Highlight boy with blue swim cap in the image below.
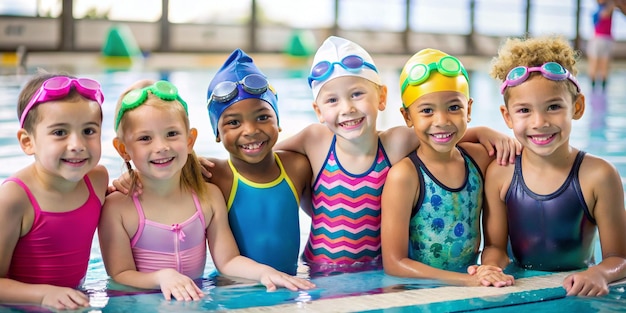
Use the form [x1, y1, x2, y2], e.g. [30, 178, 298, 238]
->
[205, 49, 312, 276]
[208, 49, 279, 138]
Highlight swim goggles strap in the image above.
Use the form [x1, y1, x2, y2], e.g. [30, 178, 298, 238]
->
[115, 80, 188, 131]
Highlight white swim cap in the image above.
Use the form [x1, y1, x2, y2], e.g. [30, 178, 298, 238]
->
[309, 36, 382, 101]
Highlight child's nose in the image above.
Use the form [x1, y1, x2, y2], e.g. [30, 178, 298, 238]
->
[532, 112, 549, 128]
[68, 134, 86, 152]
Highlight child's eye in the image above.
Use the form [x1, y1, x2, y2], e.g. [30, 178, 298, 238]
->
[518, 108, 530, 114]
[167, 131, 180, 137]
[421, 108, 433, 114]
[322, 97, 337, 104]
[547, 104, 562, 111]
[52, 129, 67, 136]
[449, 105, 461, 111]
[83, 128, 98, 135]
[351, 91, 364, 98]
[225, 120, 240, 126]
[258, 115, 270, 121]
[138, 135, 151, 141]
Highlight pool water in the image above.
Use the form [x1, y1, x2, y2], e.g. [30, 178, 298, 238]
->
[1, 59, 626, 312]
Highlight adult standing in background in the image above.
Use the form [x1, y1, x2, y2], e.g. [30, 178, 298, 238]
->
[587, 0, 626, 92]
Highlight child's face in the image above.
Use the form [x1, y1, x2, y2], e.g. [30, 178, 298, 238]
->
[313, 76, 386, 141]
[500, 76, 584, 157]
[121, 105, 194, 181]
[217, 98, 279, 164]
[26, 99, 102, 182]
[402, 91, 471, 154]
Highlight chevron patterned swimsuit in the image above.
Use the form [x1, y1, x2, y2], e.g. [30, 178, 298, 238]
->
[303, 136, 390, 275]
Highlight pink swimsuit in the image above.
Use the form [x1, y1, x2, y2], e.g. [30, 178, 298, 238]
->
[130, 194, 207, 279]
[4, 176, 101, 288]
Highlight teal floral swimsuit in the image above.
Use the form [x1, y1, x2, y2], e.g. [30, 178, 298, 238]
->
[407, 147, 483, 272]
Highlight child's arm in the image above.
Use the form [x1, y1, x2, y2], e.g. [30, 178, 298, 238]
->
[381, 159, 497, 286]
[0, 182, 90, 309]
[563, 158, 626, 297]
[205, 183, 315, 291]
[98, 193, 204, 301]
[381, 126, 520, 166]
[462, 126, 521, 166]
[480, 160, 514, 270]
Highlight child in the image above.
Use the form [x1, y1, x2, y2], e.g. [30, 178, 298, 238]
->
[98, 79, 314, 302]
[204, 48, 312, 275]
[275, 36, 519, 276]
[0, 73, 109, 309]
[481, 35, 626, 296]
[379, 48, 514, 287]
[113, 49, 312, 276]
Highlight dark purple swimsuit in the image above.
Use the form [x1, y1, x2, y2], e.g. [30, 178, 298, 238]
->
[506, 151, 597, 271]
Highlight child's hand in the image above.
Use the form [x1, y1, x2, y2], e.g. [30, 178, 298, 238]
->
[467, 264, 514, 287]
[477, 130, 522, 166]
[259, 270, 316, 292]
[156, 268, 205, 301]
[111, 171, 142, 196]
[563, 269, 609, 297]
[41, 285, 90, 310]
[199, 157, 215, 180]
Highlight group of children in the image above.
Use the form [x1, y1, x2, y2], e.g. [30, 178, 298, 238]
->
[0, 33, 625, 310]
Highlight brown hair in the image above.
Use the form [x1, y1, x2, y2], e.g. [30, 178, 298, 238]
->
[114, 80, 208, 201]
[489, 35, 581, 104]
[18, 71, 101, 133]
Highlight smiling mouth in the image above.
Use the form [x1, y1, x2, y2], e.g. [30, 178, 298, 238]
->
[240, 142, 265, 150]
[339, 117, 364, 127]
[151, 157, 174, 164]
[529, 134, 555, 143]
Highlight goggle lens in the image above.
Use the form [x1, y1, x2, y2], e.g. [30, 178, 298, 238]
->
[211, 74, 269, 103]
[308, 55, 377, 86]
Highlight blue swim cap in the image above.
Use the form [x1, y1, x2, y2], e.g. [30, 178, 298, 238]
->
[207, 49, 279, 137]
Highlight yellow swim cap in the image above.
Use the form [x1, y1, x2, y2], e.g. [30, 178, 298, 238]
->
[399, 48, 470, 108]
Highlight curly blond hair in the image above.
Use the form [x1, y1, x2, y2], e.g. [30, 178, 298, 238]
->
[490, 35, 582, 101]
[490, 35, 580, 80]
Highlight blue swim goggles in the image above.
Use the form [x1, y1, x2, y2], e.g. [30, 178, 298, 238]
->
[308, 55, 378, 86]
[400, 55, 469, 96]
[500, 62, 581, 94]
[209, 73, 270, 103]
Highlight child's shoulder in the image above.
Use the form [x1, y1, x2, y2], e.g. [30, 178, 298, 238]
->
[87, 165, 109, 199]
[579, 152, 620, 181]
[458, 142, 493, 172]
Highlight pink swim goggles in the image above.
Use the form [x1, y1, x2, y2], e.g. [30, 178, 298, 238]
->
[499, 62, 581, 95]
[20, 76, 104, 128]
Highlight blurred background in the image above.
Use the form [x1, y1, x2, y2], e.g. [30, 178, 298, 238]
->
[1, 0, 625, 60]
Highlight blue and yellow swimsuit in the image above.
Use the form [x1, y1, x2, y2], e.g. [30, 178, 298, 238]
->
[226, 153, 301, 275]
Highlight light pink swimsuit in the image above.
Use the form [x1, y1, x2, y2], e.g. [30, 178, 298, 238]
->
[130, 194, 207, 279]
[4, 176, 101, 288]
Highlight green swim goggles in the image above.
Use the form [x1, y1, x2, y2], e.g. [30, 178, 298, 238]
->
[115, 80, 188, 131]
[400, 55, 469, 95]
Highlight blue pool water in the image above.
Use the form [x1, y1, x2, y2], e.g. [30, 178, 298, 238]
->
[1, 59, 626, 312]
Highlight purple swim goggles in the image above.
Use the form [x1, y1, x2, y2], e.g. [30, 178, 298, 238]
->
[500, 62, 581, 95]
[20, 76, 104, 128]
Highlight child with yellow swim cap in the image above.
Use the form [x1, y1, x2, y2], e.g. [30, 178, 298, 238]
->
[380, 48, 515, 287]
[276, 36, 519, 276]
